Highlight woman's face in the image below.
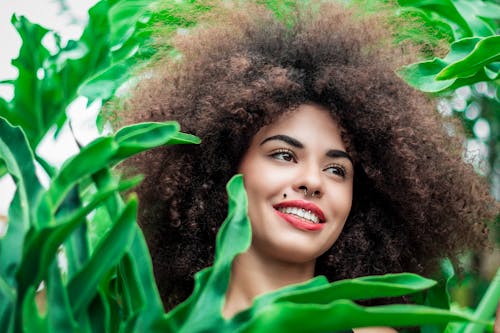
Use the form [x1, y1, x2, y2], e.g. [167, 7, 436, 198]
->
[239, 103, 354, 265]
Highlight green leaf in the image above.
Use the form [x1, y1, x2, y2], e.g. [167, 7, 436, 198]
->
[239, 301, 478, 333]
[67, 196, 138, 316]
[164, 174, 250, 331]
[22, 287, 47, 333]
[273, 273, 436, 305]
[116, 232, 165, 331]
[398, 37, 498, 92]
[463, 267, 500, 333]
[111, 122, 200, 164]
[0, 117, 49, 288]
[108, 0, 153, 49]
[87, 291, 110, 333]
[397, 0, 498, 39]
[435, 35, 500, 80]
[9, 15, 50, 142]
[57, 187, 89, 279]
[0, 275, 15, 333]
[46, 262, 77, 332]
[47, 137, 119, 211]
[16, 176, 139, 297]
[78, 58, 135, 102]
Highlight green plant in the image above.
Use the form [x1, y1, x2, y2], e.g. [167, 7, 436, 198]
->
[396, 0, 500, 93]
[0, 0, 498, 332]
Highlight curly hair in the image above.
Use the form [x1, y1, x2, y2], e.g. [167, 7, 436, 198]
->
[121, 2, 496, 310]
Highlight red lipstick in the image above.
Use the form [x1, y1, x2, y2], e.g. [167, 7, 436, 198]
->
[273, 200, 326, 231]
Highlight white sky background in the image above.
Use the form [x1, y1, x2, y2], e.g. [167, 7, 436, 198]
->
[0, 0, 99, 216]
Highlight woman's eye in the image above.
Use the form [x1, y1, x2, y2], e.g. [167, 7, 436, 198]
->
[324, 165, 346, 177]
[270, 150, 296, 162]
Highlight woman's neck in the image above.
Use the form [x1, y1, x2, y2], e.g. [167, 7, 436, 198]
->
[222, 247, 315, 318]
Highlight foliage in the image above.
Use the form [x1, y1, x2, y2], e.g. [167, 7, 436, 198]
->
[0, 0, 498, 332]
[396, 0, 500, 93]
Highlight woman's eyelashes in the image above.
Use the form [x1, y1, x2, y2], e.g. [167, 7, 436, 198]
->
[269, 148, 296, 162]
[324, 164, 346, 178]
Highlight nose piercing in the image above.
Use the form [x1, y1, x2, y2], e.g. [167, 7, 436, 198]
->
[303, 188, 308, 196]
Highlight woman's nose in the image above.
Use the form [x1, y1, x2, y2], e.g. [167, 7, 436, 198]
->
[293, 164, 323, 199]
[298, 185, 321, 198]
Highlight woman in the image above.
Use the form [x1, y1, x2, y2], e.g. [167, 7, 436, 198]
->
[122, 2, 496, 331]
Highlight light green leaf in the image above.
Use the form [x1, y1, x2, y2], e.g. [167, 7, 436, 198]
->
[398, 37, 498, 92]
[436, 35, 500, 80]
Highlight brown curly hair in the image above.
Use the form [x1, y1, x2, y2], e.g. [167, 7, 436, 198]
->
[121, 2, 496, 310]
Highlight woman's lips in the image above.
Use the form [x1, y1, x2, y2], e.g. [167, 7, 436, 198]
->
[273, 200, 326, 231]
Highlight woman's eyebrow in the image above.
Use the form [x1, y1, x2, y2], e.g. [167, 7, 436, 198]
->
[326, 149, 353, 164]
[260, 134, 304, 148]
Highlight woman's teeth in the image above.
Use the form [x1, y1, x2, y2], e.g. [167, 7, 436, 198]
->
[277, 207, 321, 224]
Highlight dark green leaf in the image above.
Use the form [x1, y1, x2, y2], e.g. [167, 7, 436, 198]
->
[67, 196, 138, 316]
[46, 262, 77, 332]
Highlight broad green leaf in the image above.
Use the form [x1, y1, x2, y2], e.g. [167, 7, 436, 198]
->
[108, 0, 153, 49]
[9, 15, 50, 141]
[239, 301, 477, 333]
[0, 117, 44, 229]
[112, 122, 200, 163]
[274, 273, 436, 305]
[164, 174, 250, 332]
[78, 58, 136, 102]
[398, 37, 498, 92]
[452, 0, 498, 36]
[67, 196, 138, 316]
[436, 35, 500, 80]
[397, 0, 498, 39]
[47, 137, 119, 211]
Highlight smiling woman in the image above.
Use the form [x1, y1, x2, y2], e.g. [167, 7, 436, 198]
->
[226, 103, 354, 317]
[121, 2, 497, 331]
